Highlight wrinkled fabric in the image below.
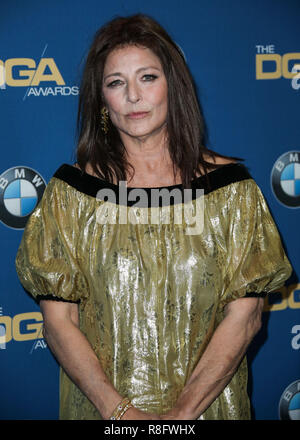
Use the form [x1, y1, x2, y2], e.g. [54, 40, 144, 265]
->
[15, 169, 292, 420]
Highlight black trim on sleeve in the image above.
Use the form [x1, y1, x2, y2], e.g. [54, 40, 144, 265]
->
[36, 294, 80, 304]
[244, 292, 267, 298]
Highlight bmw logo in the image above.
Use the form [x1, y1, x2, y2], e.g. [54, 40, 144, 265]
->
[279, 379, 300, 420]
[0, 166, 46, 229]
[271, 151, 300, 208]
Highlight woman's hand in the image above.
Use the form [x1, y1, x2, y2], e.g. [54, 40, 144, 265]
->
[159, 408, 182, 420]
[122, 405, 189, 421]
[121, 406, 161, 420]
[122, 406, 193, 420]
[159, 406, 193, 420]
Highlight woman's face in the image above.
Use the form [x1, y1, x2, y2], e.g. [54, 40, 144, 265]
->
[102, 45, 168, 141]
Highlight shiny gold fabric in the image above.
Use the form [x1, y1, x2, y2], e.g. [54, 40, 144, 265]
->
[15, 171, 292, 420]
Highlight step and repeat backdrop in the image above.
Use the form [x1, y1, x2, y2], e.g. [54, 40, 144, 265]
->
[0, 0, 299, 420]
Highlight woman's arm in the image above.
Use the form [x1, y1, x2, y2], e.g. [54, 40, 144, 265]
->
[161, 296, 264, 420]
[40, 300, 160, 420]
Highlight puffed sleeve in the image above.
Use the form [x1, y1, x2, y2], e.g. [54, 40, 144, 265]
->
[15, 178, 89, 304]
[219, 178, 292, 308]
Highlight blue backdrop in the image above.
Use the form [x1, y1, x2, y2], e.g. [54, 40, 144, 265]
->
[1, 0, 299, 420]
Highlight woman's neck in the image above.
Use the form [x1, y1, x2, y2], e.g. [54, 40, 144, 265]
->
[117, 128, 182, 186]
[121, 127, 173, 174]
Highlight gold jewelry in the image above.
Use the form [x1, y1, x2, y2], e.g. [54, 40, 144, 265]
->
[110, 397, 133, 420]
[100, 107, 109, 134]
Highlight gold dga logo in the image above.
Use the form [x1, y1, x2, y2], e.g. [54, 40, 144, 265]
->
[0, 58, 64, 86]
[0, 56, 79, 97]
[256, 52, 300, 80]
[264, 283, 300, 312]
[0, 312, 43, 344]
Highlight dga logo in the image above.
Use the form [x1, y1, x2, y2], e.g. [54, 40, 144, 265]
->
[0, 44, 79, 98]
[279, 380, 300, 420]
[0, 307, 46, 352]
[263, 283, 300, 312]
[271, 151, 300, 208]
[255, 46, 300, 90]
[256, 51, 300, 80]
[0, 166, 46, 229]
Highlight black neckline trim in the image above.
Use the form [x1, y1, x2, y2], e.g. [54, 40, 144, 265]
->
[53, 162, 252, 207]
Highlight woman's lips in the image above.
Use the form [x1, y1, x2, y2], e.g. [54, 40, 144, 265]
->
[126, 112, 149, 119]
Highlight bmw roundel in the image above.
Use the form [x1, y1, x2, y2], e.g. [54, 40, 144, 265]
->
[271, 151, 300, 208]
[279, 380, 300, 420]
[0, 166, 46, 229]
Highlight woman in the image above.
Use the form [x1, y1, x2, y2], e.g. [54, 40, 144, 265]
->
[15, 14, 292, 420]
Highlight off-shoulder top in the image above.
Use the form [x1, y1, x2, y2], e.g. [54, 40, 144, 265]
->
[15, 162, 292, 420]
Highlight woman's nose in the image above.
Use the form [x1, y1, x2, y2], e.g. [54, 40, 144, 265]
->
[126, 81, 141, 103]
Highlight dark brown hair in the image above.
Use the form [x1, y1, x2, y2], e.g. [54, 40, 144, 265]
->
[75, 14, 241, 189]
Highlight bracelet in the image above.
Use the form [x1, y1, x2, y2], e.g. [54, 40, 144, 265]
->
[110, 397, 133, 420]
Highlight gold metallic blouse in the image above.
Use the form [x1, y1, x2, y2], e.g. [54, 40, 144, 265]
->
[15, 162, 292, 420]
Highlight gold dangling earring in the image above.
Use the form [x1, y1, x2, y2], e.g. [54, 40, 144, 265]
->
[100, 107, 109, 134]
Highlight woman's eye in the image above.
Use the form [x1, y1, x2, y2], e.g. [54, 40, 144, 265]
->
[142, 74, 158, 81]
[106, 79, 123, 88]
